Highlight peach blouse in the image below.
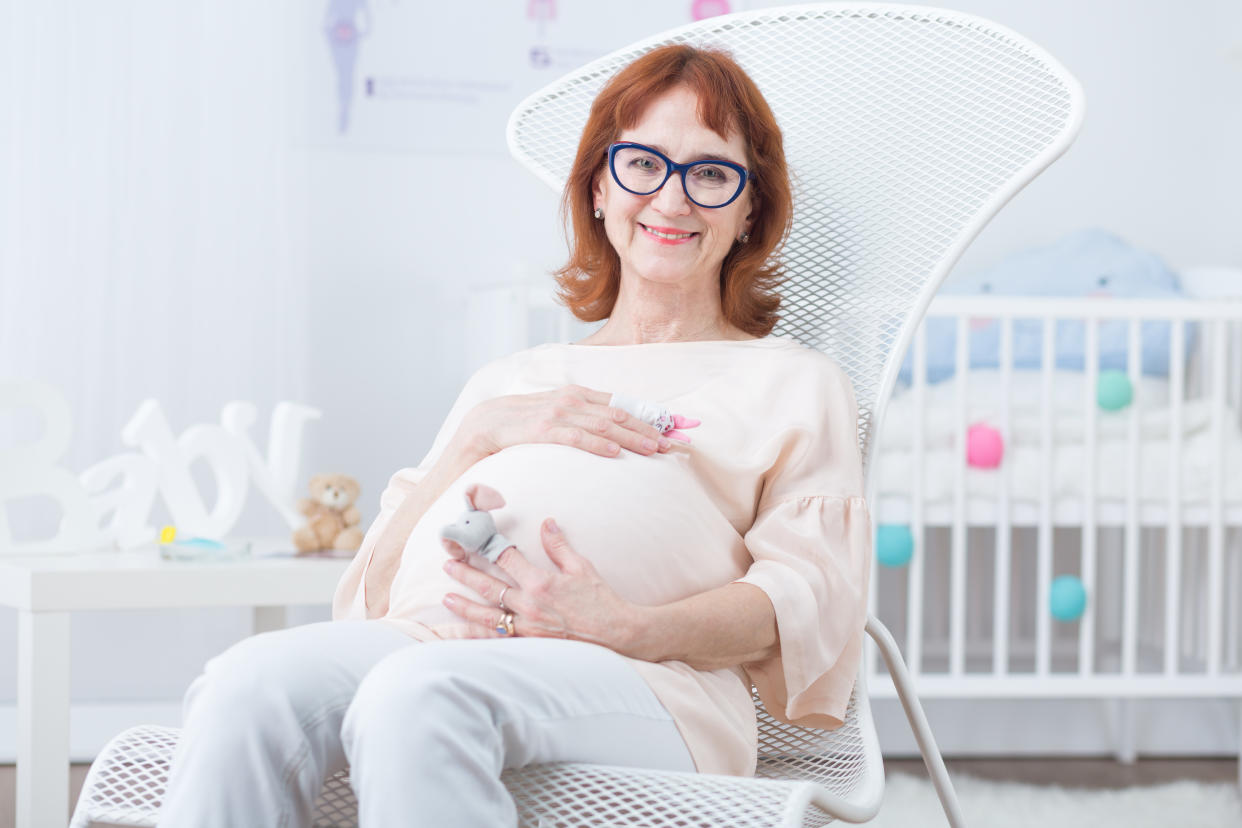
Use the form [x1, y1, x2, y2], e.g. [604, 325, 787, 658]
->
[332, 335, 872, 776]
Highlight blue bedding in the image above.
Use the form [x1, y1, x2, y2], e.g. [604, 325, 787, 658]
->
[898, 229, 1195, 384]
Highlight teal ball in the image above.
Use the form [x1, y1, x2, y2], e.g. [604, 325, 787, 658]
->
[1097, 371, 1133, 411]
[1050, 574, 1088, 622]
[876, 524, 914, 568]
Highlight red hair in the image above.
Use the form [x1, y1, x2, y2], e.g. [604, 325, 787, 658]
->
[553, 44, 793, 336]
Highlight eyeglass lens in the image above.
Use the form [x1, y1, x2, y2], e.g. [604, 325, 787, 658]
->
[612, 146, 742, 207]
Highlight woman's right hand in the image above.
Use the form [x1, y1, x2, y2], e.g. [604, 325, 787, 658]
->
[455, 385, 672, 462]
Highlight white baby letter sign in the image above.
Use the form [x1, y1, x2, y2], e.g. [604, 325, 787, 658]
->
[0, 381, 102, 552]
[0, 379, 321, 554]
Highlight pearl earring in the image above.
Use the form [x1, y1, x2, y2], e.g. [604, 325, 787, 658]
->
[739, 232, 750, 243]
[593, 208, 603, 219]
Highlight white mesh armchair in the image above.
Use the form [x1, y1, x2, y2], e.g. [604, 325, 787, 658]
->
[71, 4, 1082, 827]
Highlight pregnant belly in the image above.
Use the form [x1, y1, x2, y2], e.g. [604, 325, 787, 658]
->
[384, 444, 748, 632]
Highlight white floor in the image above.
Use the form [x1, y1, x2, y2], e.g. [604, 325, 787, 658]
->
[869, 771, 1242, 828]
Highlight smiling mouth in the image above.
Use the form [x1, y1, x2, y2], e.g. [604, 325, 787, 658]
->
[639, 223, 697, 241]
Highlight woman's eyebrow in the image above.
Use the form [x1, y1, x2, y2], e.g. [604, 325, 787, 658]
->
[641, 141, 743, 165]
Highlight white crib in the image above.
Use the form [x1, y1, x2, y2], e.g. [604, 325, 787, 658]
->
[466, 282, 1242, 768]
[867, 294, 1242, 754]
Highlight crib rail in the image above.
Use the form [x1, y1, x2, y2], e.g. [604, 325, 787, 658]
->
[870, 295, 1242, 698]
[926, 295, 1242, 320]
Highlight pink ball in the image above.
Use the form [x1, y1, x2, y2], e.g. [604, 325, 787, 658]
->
[966, 423, 1004, 468]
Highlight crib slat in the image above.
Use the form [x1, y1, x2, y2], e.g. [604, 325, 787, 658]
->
[868, 458, 880, 680]
[1164, 319, 1185, 676]
[1037, 317, 1055, 677]
[1122, 319, 1141, 677]
[994, 316, 1013, 675]
[950, 316, 969, 676]
[906, 320, 929, 677]
[1207, 320, 1226, 675]
[1080, 318, 1099, 676]
[1229, 320, 1242, 671]
[1229, 519, 1241, 671]
[1231, 318, 1242, 414]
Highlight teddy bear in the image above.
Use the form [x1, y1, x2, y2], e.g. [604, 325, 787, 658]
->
[292, 473, 364, 553]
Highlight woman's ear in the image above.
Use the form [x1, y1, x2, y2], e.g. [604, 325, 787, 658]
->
[742, 193, 759, 237]
[591, 166, 607, 213]
[465, 482, 506, 512]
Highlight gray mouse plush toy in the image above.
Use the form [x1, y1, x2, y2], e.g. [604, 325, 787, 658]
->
[440, 483, 515, 564]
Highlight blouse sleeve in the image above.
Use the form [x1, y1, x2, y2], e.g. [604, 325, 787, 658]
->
[331, 353, 522, 620]
[733, 356, 872, 728]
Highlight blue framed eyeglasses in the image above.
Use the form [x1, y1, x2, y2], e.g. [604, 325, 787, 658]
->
[607, 142, 752, 208]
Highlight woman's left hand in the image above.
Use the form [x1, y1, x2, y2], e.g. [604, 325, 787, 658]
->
[441, 518, 638, 653]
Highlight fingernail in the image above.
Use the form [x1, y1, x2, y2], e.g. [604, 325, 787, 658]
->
[642, 438, 657, 451]
[547, 519, 560, 534]
[658, 438, 670, 450]
[606, 442, 619, 454]
[443, 594, 456, 606]
[442, 561, 453, 572]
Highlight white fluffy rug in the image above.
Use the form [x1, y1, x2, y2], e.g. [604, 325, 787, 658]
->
[864, 773, 1242, 828]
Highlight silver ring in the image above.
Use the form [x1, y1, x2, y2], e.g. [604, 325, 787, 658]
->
[498, 586, 509, 611]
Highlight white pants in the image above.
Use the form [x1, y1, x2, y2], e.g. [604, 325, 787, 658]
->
[158, 620, 695, 827]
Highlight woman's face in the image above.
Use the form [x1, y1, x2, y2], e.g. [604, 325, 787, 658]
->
[593, 85, 756, 292]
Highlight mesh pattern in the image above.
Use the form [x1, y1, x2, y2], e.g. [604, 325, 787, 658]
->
[504, 762, 810, 828]
[507, 2, 1081, 480]
[312, 772, 361, 827]
[69, 726, 179, 828]
[72, 691, 872, 827]
[68, 726, 362, 828]
[754, 686, 869, 796]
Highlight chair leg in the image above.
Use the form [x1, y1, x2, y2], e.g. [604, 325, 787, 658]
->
[866, 615, 967, 828]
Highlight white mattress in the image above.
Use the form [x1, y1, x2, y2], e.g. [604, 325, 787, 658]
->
[874, 370, 1242, 507]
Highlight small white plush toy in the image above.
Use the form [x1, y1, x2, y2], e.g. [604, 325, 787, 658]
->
[440, 483, 514, 564]
[608, 393, 700, 443]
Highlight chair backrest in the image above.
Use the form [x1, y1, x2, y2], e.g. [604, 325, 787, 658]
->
[507, 2, 1084, 488]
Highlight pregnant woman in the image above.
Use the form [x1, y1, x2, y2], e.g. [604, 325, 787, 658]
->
[159, 44, 871, 827]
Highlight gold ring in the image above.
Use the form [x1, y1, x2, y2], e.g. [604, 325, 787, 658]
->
[495, 611, 516, 637]
[498, 586, 509, 611]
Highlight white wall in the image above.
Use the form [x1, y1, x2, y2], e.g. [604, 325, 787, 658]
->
[1, 0, 1240, 759]
[919, 0, 1242, 273]
[0, 0, 314, 731]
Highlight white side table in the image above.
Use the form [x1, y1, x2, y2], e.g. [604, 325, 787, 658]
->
[0, 542, 351, 828]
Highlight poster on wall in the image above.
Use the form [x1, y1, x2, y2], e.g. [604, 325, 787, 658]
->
[293, 0, 744, 155]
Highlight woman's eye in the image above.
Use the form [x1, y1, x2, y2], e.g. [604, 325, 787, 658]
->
[691, 165, 731, 185]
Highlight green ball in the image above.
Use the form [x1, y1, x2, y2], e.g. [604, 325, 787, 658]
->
[875, 524, 914, 568]
[1097, 371, 1133, 411]
[1049, 574, 1087, 622]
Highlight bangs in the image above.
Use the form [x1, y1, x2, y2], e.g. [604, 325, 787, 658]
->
[608, 56, 751, 158]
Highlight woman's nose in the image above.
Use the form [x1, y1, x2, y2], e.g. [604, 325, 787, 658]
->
[651, 173, 692, 216]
